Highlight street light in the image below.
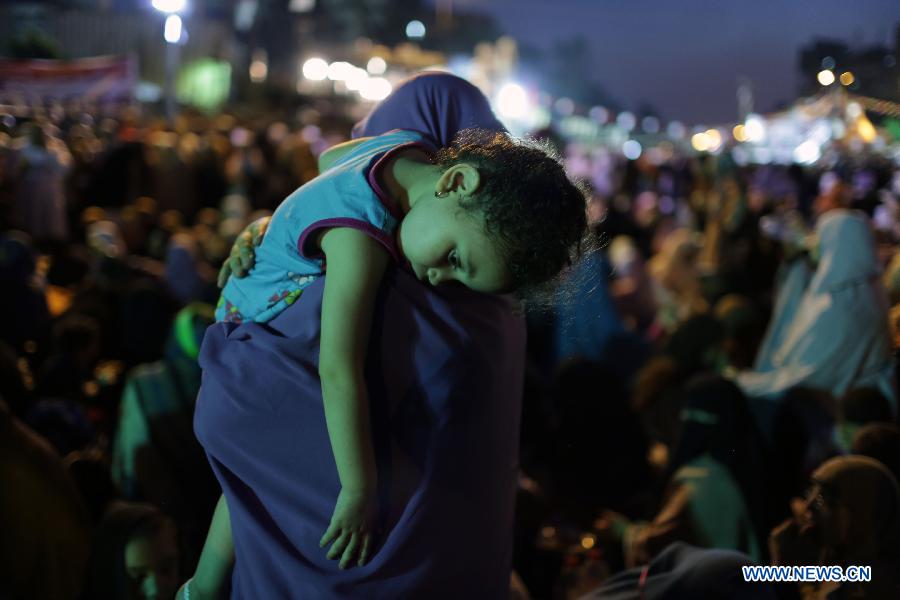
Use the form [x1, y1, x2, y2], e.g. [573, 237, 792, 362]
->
[152, 0, 188, 120]
[817, 69, 835, 86]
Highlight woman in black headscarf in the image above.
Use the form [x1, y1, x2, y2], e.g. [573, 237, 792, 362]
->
[602, 375, 772, 567]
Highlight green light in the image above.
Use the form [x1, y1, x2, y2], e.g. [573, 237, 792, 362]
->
[177, 59, 231, 110]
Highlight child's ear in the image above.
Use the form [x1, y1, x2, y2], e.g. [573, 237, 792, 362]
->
[438, 163, 481, 196]
[451, 163, 481, 196]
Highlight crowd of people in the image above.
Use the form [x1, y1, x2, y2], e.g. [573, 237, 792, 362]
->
[1, 83, 899, 599]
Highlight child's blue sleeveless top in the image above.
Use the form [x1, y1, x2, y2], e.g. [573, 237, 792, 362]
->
[216, 129, 433, 323]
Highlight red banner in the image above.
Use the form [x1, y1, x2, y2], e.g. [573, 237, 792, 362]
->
[0, 55, 136, 102]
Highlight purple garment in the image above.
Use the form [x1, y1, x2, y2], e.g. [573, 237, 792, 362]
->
[196, 271, 524, 598]
[195, 72, 524, 597]
[352, 71, 506, 146]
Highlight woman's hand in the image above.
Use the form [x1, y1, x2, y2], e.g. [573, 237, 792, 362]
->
[319, 487, 379, 569]
[217, 217, 270, 288]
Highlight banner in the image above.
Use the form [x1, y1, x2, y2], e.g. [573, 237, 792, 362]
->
[0, 55, 136, 102]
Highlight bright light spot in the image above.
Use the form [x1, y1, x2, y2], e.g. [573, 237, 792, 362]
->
[497, 83, 528, 119]
[164, 14, 183, 43]
[249, 60, 267, 83]
[793, 140, 821, 165]
[667, 121, 686, 139]
[641, 116, 660, 134]
[345, 67, 368, 91]
[152, 0, 186, 13]
[589, 106, 608, 124]
[288, 0, 315, 12]
[839, 71, 855, 86]
[691, 132, 710, 152]
[857, 116, 877, 142]
[617, 111, 636, 132]
[733, 124, 748, 142]
[580, 535, 596, 550]
[744, 114, 766, 142]
[846, 102, 862, 119]
[817, 70, 835, 86]
[622, 139, 642, 160]
[302, 58, 328, 81]
[810, 121, 832, 143]
[327, 61, 354, 81]
[366, 56, 386, 75]
[405, 20, 426, 39]
[555, 97, 575, 116]
[705, 128, 723, 151]
[360, 76, 392, 101]
[821, 56, 836, 70]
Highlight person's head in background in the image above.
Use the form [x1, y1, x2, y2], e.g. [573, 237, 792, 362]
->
[813, 172, 851, 218]
[632, 356, 684, 457]
[770, 456, 900, 600]
[836, 387, 893, 452]
[714, 294, 764, 372]
[852, 423, 900, 486]
[85, 502, 181, 600]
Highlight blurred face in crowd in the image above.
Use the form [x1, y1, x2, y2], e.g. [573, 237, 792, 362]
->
[124, 520, 180, 600]
[798, 480, 847, 550]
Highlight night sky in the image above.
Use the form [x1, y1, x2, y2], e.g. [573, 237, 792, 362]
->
[449, 0, 898, 125]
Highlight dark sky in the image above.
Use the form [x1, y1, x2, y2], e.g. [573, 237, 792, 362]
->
[448, 0, 898, 125]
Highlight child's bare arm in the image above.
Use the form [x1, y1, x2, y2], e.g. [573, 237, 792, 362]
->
[316, 227, 390, 568]
[317, 137, 372, 173]
[178, 494, 233, 600]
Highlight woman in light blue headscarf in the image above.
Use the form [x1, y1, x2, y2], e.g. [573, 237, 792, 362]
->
[738, 210, 895, 408]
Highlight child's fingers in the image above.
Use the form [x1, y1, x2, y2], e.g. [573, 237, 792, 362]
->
[251, 218, 270, 245]
[339, 534, 360, 570]
[319, 523, 339, 548]
[239, 248, 254, 271]
[326, 530, 351, 560]
[357, 534, 372, 567]
[217, 261, 230, 288]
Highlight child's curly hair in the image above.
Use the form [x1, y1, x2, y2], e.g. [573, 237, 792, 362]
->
[434, 129, 589, 297]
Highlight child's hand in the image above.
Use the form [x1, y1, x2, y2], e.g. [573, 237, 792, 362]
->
[319, 487, 379, 569]
[217, 216, 270, 287]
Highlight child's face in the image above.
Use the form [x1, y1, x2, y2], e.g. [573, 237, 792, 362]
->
[397, 194, 513, 293]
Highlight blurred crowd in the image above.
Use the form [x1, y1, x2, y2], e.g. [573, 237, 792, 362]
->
[1, 98, 899, 600]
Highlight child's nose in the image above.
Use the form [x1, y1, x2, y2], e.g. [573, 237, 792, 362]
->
[427, 267, 451, 286]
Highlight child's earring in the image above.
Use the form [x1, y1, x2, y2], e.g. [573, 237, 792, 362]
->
[434, 190, 449, 198]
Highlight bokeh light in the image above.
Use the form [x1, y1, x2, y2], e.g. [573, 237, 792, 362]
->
[622, 139, 642, 160]
[616, 111, 636, 132]
[743, 114, 766, 142]
[691, 132, 710, 152]
[366, 57, 387, 75]
[360, 76, 392, 101]
[405, 20, 426, 39]
[793, 140, 821, 164]
[152, 0, 186, 13]
[164, 14, 183, 43]
[327, 61, 354, 81]
[817, 70, 835, 86]
[302, 58, 328, 81]
[839, 71, 854, 86]
[496, 83, 528, 119]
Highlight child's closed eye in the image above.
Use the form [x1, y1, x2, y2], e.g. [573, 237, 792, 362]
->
[448, 249, 463, 270]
